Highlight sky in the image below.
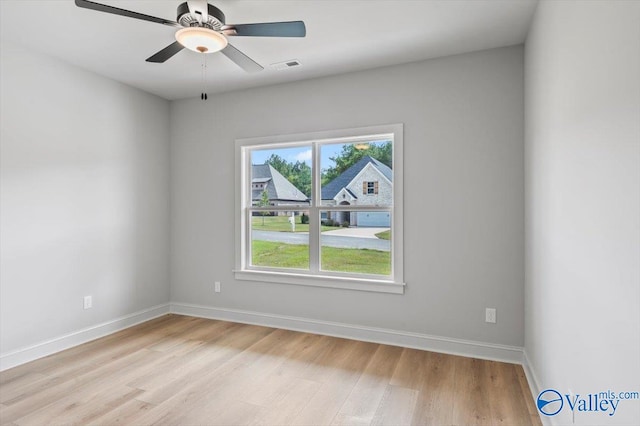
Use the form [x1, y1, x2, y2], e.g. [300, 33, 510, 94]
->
[251, 140, 390, 171]
[251, 144, 338, 170]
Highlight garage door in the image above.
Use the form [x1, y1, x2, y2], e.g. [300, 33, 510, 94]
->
[356, 211, 390, 227]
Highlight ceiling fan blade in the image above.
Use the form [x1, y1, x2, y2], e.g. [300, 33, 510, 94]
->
[187, 0, 209, 23]
[223, 21, 306, 37]
[146, 42, 185, 63]
[75, 0, 181, 28]
[221, 44, 264, 73]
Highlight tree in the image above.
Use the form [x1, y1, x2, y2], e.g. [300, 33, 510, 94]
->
[261, 142, 392, 196]
[289, 161, 311, 198]
[259, 190, 270, 225]
[264, 154, 291, 176]
[322, 142, 392, 185]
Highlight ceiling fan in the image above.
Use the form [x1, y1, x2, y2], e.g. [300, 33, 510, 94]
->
[74, 0, 306, 73]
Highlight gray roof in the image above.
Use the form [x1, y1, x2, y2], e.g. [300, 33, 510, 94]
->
[252, 164, 308, 202]
[322, 156, 392, 200]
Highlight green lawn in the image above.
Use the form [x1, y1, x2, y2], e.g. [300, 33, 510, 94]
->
[375, 230, 391, 240]
[251, 240, 310, 269]
[251, 240, 391, 275]
[252, 215, 335, 233]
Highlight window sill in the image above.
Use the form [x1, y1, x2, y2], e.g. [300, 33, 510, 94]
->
[233, 269, 405, 294]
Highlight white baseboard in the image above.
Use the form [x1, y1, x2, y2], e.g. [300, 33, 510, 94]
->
[0, 303, 170, 372]
[523, 350, 549, 426]
[170, 302, 524, 364]
[1, 301, 525, 373]
[522, 350, 541, 398]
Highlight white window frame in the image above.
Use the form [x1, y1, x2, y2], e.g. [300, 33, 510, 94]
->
[234, 124, 404, 294]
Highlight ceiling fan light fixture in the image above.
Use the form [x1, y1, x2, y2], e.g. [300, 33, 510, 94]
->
[175, 27, 227, 54]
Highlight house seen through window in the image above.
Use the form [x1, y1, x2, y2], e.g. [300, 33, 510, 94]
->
[236, 124, 404, 293]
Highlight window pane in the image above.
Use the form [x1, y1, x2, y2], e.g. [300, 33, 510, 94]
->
[321, 140, 393, 209]
[251, 210, 309, 270]
[320, 210, 391, 276]
[250, 146, 311, 208]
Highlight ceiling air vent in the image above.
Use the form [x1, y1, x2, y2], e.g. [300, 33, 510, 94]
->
[271, 60, 301, 71]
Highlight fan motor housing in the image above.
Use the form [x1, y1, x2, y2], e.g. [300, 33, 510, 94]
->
[176, 2, 225, 29]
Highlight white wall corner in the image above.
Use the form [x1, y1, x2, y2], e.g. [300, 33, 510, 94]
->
[523, 350, 550, 426]
[0, 304, 170, 371]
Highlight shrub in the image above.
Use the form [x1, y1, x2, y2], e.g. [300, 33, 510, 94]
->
[341, 221, 350, 228]
[322, 219, 335, 227]
[301, 213, 309, 224]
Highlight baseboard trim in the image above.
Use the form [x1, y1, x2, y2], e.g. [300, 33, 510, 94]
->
[0, 303, 170, 371]
[523, 350, 548, 426]
[170, 302, 524, 364]
[1, 302, 525, 372]
[522, 350, 541, 398]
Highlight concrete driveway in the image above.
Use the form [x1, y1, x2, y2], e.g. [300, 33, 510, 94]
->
[322, 227, 389, 239]
[252, 229, 390, 251]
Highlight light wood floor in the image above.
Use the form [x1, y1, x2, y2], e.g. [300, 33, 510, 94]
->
[0, 314, 541, 426]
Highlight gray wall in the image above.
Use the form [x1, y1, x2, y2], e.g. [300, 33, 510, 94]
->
[0, 43, 171, 354]
[170, 45, 525, 346]
[525, 1, 640, 424]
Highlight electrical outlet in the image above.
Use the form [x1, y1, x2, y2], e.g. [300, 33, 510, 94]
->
[214, 281, 221, 293]
[84, 295, 93, 310]
[485, 308, 496, 323]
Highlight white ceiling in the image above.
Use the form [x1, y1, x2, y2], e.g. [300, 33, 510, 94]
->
[0, 0, 538, 100]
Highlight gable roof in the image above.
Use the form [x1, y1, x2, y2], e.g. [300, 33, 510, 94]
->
[321, 155, 392, 200]
[252, 164, 308, 202]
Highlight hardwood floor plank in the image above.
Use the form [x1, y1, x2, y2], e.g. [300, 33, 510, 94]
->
[32, 325, 171, 380]
[86, 398, 155, 426]
[178, 399, 263, 426]
[126, 321, 244, 392]
[298, 338, 375, 384]
[0, 315, 175, 387]
[179, 318, 242, 342]
[389, 347, 431, 390]
[371, 385, 419, 426]
[131, 325, 282, 424]
[451, 356, 492, 425]
[0, 348, 164, 424]
[272, 334, 338, 379]
[13, 385, 143, 426]
[332, 344, 404, 425]
[487, 361, 539, 426]
[134, 323, 276, 406]
[0, 373, 53, 405]
[133, 359, 255, 425]
[0, 315, 542, 426]
[125, 339, 207, 390]
[411, 351, 457, 425]
[249, 377, 321, 425]
[292, 340, 379, 425]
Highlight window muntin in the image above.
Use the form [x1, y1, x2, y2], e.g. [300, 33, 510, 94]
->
[236, 124, 404, 293]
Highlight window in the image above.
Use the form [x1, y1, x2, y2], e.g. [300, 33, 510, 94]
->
[235, 124, 404, 294]
[364, 181, 378, 195]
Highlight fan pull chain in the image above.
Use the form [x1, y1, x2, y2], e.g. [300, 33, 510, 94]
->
[200, 56, 208, 101]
